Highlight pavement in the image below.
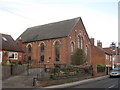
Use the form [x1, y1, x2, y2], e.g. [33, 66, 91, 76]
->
[44, 75, 109, 88]
[2, 68, 45, 88]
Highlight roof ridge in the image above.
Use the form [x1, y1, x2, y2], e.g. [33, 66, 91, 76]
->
[28, 17, 81, 29]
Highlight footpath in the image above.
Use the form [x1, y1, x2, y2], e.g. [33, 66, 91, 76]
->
[2, 68, 44, 88]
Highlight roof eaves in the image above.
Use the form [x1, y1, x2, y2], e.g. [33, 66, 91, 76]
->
[96, 46, 110, 55]
[23, 36, 67, 43]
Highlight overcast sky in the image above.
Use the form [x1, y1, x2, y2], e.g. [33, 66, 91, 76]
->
[0, 0, 119, 47]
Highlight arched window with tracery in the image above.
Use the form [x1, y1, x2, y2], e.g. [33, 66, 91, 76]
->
[55, 42, 60, 61]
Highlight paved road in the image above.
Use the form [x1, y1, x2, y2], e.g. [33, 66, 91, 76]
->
[71, 77, 120, 89]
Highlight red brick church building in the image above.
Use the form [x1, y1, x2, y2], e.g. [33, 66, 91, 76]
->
[17, 17, 91, 68]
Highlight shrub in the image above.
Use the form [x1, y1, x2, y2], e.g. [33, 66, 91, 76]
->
[71, 48, 85, 65]
[97, 64, 103, 67]
[18, 61, 22, 65]
[0, 62, 7, 66]
[11, 62, 17, 65]
[97, 64, 105, 73]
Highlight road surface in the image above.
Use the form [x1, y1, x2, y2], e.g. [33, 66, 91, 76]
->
[70, 77, 120, 89]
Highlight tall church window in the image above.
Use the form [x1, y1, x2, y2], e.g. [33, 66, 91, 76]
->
[55, 42, 60, 61]
[71, 42, 74, 56]
[40, 43, 45, 62]
[28, 45, 32, 61]
[85, 46, 88, 57]
[78, 37, 81, 49]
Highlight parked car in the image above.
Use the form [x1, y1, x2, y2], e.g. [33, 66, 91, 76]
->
[109, 68, 120, 78]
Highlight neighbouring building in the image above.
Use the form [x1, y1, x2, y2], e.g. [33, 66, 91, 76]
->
[103, 42, 120, 68]
[90, 38, 112, 75]
[0, 33, 24, 64]
[17, 17, 91, 68]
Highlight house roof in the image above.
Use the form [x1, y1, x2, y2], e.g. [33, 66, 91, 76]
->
[103, 48, 118, 55]
[0, 33, 24, 52]
[95, 46, 111, 55]
[17, 17, 82, 43]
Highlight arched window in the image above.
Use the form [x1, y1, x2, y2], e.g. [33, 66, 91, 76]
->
[78, 37, 81, 49]
[71, 42, 74, 56]
[28, 45, 32, 61]
[28, 45, 32, 53]
[81, 37, 83, 49]
[55, 42, 60, 61]
[40, 43, 45, 62]
[85, 46, 88, 57]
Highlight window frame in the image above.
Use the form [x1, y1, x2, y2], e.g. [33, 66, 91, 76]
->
[55, 42, 60, 61]
[8, 52, 18, 60]
[77, 36, 81, 49]
[71, 42, 74, 56]
[40, 43, 45, 62]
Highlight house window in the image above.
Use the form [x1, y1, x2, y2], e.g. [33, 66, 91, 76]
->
[8, 52, 18, 60]
[40, 43, 45, 62]
[2, 37, 8, 41]
[55, 42, 60, 61]
[110, 56, 111, 61]
[106, 54, 109, 60]
[71, 42, 74, 56]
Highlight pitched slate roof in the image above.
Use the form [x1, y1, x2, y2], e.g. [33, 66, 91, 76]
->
[0, 33, 24, 52]
[95, 46, 110, 55]
[103, 48, 118, 55]
[17, 17, 81, 43]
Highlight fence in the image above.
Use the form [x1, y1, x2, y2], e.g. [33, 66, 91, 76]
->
[97, 66, 105, 73]
[2, 64, 27, 80]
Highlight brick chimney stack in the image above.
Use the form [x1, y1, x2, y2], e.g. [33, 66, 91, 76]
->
[90, 38, 94, 46]
[97, 40, 102, 48]
[18, 37, 22, 48]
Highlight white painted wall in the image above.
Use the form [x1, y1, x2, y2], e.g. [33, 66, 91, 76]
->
[0, 51, 2, 63]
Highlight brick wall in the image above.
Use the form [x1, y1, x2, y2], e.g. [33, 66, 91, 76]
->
[91, 46, 106, 66]
[22, 20, 91, 68]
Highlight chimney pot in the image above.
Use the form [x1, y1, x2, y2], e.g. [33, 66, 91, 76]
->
[97, 40, 102, 48]
[90, 38, 94, 46]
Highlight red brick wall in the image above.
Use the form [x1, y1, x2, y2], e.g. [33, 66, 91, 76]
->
[2, 50, 23, 63]
[66, 20, 91, 65]
[91, 46, 106, 66]
[22, 19, 91, 68]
